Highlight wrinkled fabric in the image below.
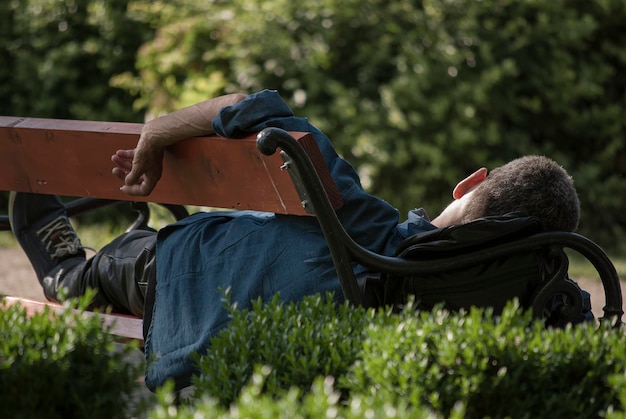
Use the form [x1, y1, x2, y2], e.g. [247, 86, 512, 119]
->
[144, 90, 436, 390]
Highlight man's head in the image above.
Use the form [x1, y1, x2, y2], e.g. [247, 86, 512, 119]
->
[432, 156, 580, 231]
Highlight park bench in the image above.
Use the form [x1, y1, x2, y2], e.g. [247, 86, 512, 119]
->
[0, 117, 623, 342]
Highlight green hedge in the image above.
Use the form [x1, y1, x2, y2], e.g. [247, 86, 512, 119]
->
[191, 293, 370, 406]
[157, 294, 625, 418]
[0, 295, 145, 419]
[3, 294, 625, 418]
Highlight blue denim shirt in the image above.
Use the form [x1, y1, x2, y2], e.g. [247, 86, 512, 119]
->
[144, 90, 436, 390]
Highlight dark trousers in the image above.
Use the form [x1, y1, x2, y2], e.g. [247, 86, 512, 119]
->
[49, 230, 157, 320]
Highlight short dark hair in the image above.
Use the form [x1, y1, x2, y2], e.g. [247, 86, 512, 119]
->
[463, 156, 580, 231]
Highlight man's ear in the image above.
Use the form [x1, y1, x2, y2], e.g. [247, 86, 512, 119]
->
[452, 167, 488, 199]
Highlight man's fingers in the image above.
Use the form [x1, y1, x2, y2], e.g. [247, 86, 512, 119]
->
[112, 167, 128, 180]
[111, 155, 132, 170]
[124, 168, 143, 188]
[114, 149, 135, 159]
[111, 151, 134, 170]
[120, 177, 154, 196]
[111, 147, 160, 197]
[120, 184, 145, 196]
[119, 176, 145, 195]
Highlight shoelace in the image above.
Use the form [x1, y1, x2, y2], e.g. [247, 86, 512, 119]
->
[36, 216, 86, 259]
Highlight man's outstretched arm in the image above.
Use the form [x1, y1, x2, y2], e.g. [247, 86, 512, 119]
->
[111, 93, 248, 196]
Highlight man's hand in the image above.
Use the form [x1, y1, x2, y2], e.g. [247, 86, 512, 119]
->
[111, 144, 164, 196]
[111, 92, 247, 196]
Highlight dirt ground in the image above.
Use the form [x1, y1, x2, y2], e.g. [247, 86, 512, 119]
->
[0, 247, 46, 301]
[1, 247, 624, 319]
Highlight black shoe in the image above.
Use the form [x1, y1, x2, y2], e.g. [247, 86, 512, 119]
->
[9, 192, 86, 289]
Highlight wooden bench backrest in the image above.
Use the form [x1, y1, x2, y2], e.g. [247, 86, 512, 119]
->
[0, 117, 342, 215]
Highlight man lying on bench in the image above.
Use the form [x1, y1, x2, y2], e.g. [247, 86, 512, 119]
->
[8, 90, 580, 391]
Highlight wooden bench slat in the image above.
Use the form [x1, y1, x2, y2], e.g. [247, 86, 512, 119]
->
[0, 117, 342, 215]
[2, 296, 144, 341]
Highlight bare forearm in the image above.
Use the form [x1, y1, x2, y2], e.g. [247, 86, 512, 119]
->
[141, 93, 248, 148]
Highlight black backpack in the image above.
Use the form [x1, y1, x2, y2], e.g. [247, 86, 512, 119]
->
[359, 214, 593, 325]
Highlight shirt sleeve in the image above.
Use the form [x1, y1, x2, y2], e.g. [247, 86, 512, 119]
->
[212, 90, 300, 138]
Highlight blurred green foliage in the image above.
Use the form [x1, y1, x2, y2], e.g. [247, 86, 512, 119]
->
[1, 0, 625, 251]
[0, 0, 150, 121]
